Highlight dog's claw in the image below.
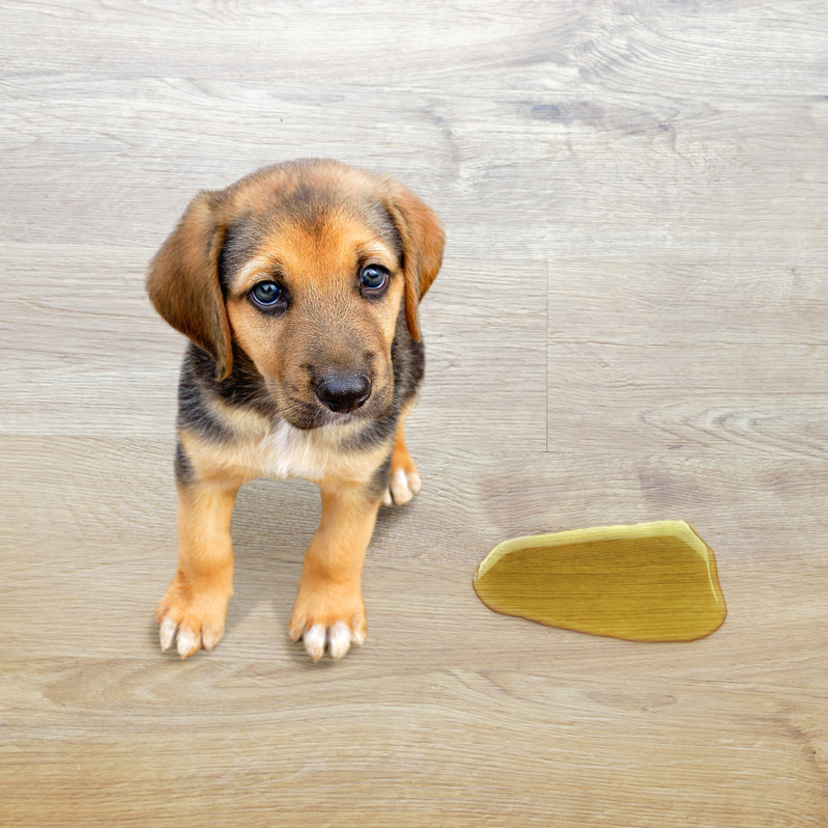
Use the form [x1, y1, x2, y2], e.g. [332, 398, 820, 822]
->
[290, 618, 365, 662]
[303, 624, 327, 663]
[159, 618, 178, 652]
[328, 621, 354, 660]
[158, 618, 201, 659]
[175, 627, 201, 659]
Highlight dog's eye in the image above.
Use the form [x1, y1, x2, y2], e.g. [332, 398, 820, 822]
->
[249, 281, 286, 311]
[359, 265, 389, 295]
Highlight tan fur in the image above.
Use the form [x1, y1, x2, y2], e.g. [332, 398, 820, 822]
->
[147, 160, 444, 662]
[223, 214, 404, 428]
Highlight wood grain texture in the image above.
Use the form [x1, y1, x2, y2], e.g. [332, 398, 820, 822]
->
[1, 1, 827, 825]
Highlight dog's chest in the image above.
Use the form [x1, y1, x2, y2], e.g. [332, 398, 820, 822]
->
[256, 419, 379, 485]
[260, 420, 318, 480]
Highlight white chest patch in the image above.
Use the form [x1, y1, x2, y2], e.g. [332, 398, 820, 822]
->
[260, 420, 318, 480]
[254, 418, 382, 486]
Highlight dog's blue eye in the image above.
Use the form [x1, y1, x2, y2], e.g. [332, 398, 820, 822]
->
[250, 281, 284, 307]
[360, 265, 389, 293]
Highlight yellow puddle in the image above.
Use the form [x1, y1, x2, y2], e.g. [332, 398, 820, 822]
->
[473, 521, 726, 642]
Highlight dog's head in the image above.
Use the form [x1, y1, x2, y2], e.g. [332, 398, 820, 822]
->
[146, 160, 444, 429]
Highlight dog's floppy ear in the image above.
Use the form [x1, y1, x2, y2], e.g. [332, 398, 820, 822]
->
[146, 190, 233, 379]
[383, 181, 445, 342]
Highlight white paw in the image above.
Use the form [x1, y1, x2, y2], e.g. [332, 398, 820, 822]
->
[382, 467, 422, 507]
[295, 622, 366, 663]
[159, 617, 222, 658]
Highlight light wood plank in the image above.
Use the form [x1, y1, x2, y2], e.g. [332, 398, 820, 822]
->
[2, 0, 827, 825]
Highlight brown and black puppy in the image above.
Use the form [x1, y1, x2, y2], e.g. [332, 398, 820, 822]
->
[146, 159, 444, 662]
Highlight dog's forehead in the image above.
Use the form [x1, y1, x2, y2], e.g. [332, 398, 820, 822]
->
[219, 164, 402, 288]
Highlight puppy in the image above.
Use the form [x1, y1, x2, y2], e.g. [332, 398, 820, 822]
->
[146, 159, 444, 662]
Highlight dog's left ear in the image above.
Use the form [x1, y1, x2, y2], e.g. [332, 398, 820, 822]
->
[383, 180, 445, 341]
[146, 190, 234, 379]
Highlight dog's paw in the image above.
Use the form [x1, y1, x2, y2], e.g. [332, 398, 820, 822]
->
[155, 573, 231, 659]
[382, 458, 422, 507]
[288, 585, 366, 662]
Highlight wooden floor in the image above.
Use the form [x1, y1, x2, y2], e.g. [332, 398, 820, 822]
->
[2, 1, 827, 825]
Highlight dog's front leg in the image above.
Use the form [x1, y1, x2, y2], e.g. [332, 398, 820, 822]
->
[289, 482, 381, 662]
[156, 479, 240, 658]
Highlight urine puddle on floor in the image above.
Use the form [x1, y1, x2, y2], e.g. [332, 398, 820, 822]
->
[473, 520, 726, 642]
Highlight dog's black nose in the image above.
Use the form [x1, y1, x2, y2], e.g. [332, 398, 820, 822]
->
[314, 372, 372, 413]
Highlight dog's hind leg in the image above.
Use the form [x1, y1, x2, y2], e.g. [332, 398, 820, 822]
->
[382, 403, 422, 507]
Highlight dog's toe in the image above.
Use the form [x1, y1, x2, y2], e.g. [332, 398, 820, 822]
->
[302, 624, 327, 662]
[201, 625, 224, 652]
[159, 618, 178, 652]
[175, 626, 201, 659]
[328, 621, 357, 660]
[158, 619, 206, 659]
[385, 467, 422, 506]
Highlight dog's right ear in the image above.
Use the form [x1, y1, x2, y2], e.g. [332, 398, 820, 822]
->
[146, 190, 233, 380]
